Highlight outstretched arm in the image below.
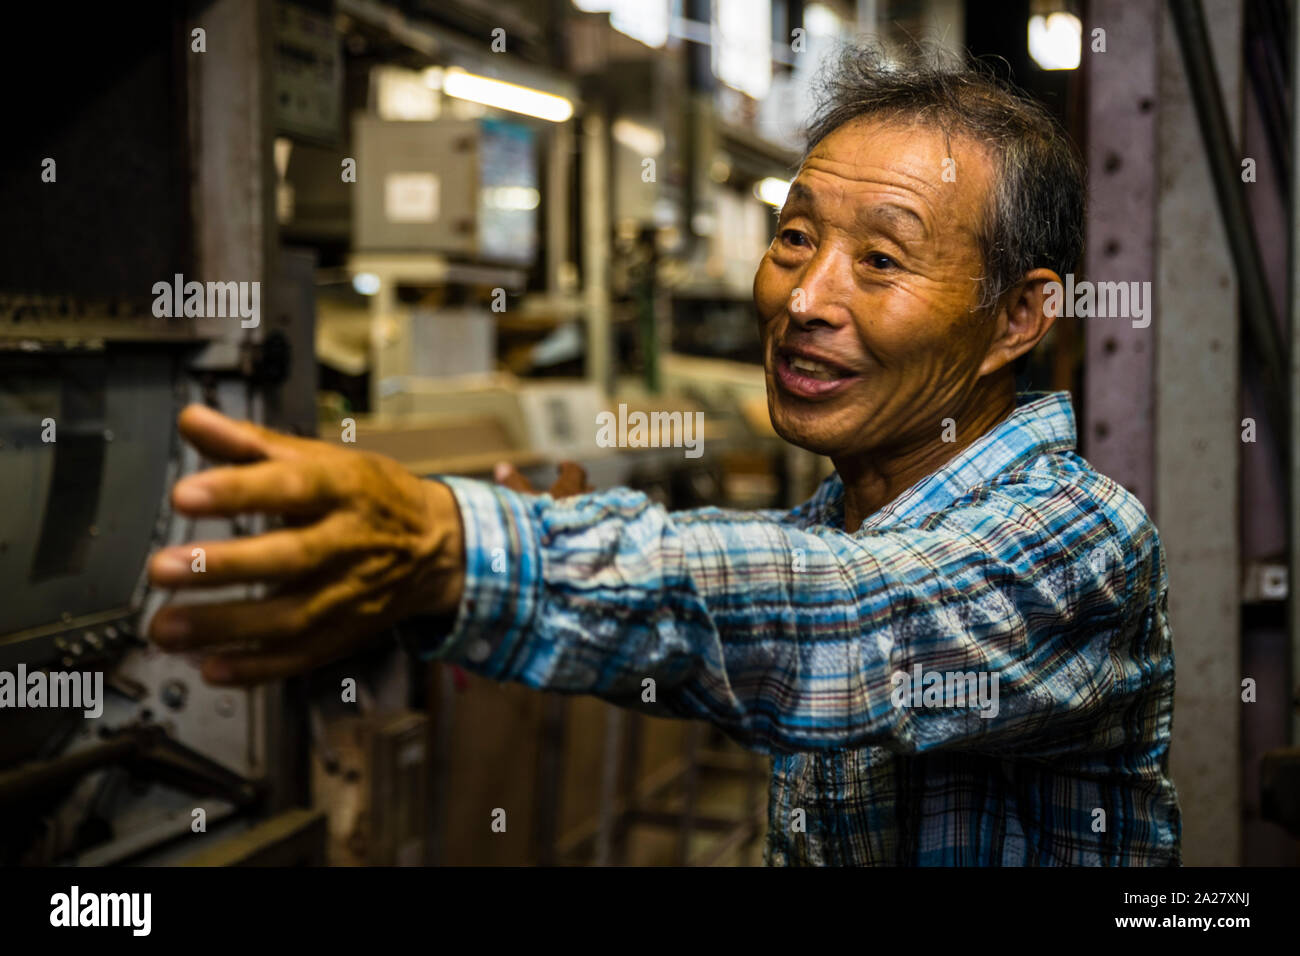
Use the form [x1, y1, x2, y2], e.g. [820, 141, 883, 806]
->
[414, 472, 1166, 759]
[148, 404, 1166, 763]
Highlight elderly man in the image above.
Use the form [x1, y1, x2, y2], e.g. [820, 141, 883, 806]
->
[147, 50, 1181, 866]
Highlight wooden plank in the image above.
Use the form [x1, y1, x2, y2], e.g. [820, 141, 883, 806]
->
[181, 808, 327, 866]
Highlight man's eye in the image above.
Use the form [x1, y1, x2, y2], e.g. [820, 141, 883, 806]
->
[780, 229, 808, 247]
[866, 253, 897, 270]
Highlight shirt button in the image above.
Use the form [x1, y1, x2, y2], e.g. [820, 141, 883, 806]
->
[466, 639, 492, 663]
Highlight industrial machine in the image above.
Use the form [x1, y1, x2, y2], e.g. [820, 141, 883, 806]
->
[0, 1, 317, 865]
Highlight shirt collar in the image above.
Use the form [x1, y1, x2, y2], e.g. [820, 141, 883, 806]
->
[807, 391, 1078, 532]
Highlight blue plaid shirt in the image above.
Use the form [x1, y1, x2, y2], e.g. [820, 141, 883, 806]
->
[416, 391, 1181, 865]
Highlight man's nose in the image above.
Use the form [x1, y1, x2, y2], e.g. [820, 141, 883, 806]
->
[789, 246, 853, 329]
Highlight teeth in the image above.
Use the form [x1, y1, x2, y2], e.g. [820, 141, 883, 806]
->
[788, 356, 838, 381]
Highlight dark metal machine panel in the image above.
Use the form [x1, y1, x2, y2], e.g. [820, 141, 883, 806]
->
[0, 350, 178, 649]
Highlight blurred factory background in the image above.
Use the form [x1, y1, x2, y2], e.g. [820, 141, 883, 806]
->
[0, 0, 1298, 867]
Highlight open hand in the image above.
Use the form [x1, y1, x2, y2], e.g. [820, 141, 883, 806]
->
[147, 405, 464, 686]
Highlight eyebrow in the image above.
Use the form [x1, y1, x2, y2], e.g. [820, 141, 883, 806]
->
[860, 203, 928, 238]
[786, 181, 814, 206]
[783, 182, 929, 240]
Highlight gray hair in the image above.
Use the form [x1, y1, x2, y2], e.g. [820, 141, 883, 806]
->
[804, 43, 1085, 316]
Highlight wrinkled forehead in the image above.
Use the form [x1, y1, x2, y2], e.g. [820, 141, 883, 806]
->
[795, 115, 995, 237]
[795, 115, 987, 204]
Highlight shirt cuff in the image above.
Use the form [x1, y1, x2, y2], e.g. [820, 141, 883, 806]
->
[399, 475, 543, 679]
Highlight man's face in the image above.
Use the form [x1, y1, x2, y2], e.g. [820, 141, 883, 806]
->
[753, 117, 1000, 463]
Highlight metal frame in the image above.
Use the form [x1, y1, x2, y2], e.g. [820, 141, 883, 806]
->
[1083, 0, 1158, 507]
[1290, 0, 1300, 753]
[1156, 0, 1244, 865]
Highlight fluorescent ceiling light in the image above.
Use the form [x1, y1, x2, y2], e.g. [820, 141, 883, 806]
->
[754, 177, 790, 207]
[1028, 12, 1082, 70]
[442, 67, 574, 122]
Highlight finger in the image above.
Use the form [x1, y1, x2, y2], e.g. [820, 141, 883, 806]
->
[494, 461, 535, 493]
[171, 459, 340, 517]
[201, 650, 318, 686]
[149, 591, 316, 651]
[550, 461, 593, 497]
[571, 461, 595, 493]
[178, 404, 314, 464]
[148, 516, 346, 588]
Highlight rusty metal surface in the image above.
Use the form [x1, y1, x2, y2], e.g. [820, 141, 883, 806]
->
[1082, 0, 1158, 510]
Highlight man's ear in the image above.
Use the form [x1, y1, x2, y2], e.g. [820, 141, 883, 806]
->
[977, 268, 1061, 379]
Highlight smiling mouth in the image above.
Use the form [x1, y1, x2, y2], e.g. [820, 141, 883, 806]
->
[785, 355, 843, 381]
[773, 349, 859, 398]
